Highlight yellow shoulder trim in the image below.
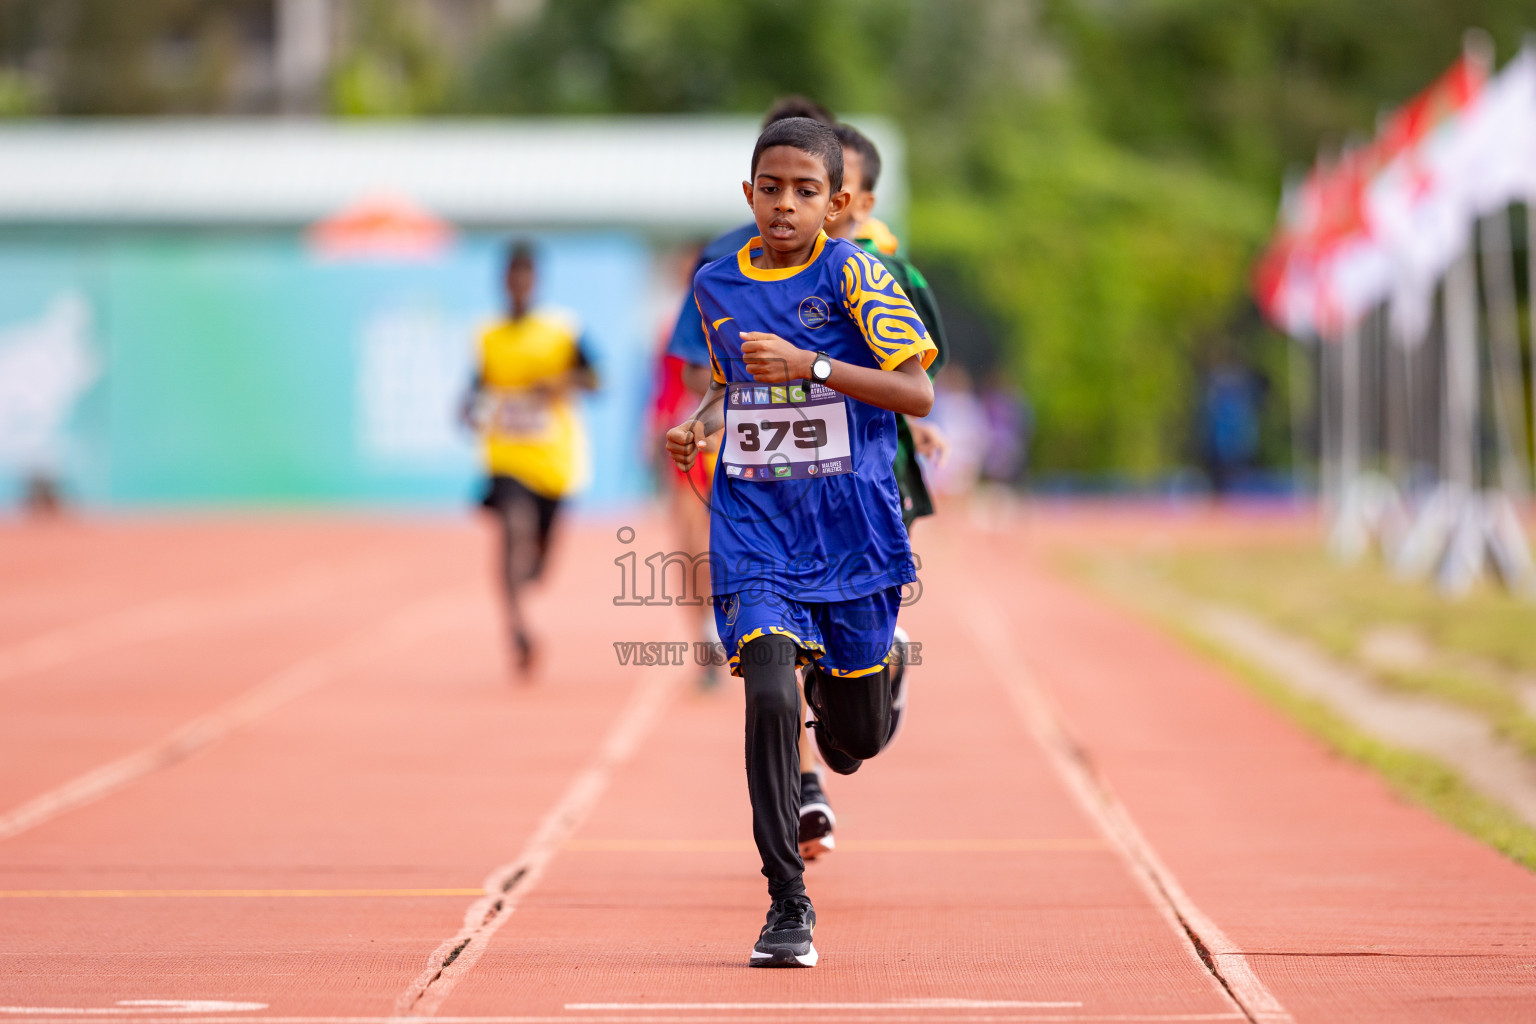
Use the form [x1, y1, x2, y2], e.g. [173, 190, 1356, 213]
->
[878, 338, 939, 372]
[736, 231, 828, 281]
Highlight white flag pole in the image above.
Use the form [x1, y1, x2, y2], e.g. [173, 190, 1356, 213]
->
[1443, 246, 1480, 493]
[1330, 320, 1367, 560]
[1386, 313, 1409, 483]
[1319, 337, 1338, 514]
[1477, 208, 1530, 499]
[1342, 321, 1361, 489]
[1288, 340, 1311, 502]
[1438, 245, 1484, 594]
[1529, 202, 1536, 499]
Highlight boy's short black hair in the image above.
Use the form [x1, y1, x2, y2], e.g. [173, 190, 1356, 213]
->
[506, 240, 536, 271]
[750, 117, 844, 193]
[761, 95, 835, 128]
[832, 124, 881, 193]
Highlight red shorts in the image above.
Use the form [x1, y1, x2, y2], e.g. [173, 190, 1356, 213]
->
[652, 353, 714, 497]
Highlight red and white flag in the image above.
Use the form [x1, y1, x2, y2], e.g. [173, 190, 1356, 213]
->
[1369, 47, 1536, 343]
[1256, 54, 1490, 342]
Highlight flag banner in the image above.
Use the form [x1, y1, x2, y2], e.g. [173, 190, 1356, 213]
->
[1371, 48, 1536, 343]
[1255, 53, 1493, 342]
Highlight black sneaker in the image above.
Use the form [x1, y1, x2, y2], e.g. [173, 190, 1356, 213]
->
[798, 771, 836, 861]
[750, 895, 817, 967]
[887, 625, 910, 744]
[803, 671, 862, 776]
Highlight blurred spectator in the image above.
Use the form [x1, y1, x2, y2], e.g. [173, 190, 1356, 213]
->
[978, 370, 1031, 487]
[925, 364, 988, 496]
[1200, 361, 1265, 496]
[0, 293, 98, 515]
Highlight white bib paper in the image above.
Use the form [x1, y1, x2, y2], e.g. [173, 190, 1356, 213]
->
[720, 380, 853, 482]
[478, 390, 553, 440]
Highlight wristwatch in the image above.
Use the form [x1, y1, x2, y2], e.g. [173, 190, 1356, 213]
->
[810, 351, 833, 383]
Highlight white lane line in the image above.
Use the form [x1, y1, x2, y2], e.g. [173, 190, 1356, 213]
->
[0, 888, 485, 898]
[0, 593, 466, 843]
[566, 1003, 1082, 1010]
[0, 558, 401, 684]
[0, 1004, 266, 1016]
[959, 593, 1293, 1024]
[393, 665, 686, 1018]
[0, 1016, 1248, 1024]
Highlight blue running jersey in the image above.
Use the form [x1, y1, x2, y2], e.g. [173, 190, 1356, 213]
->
[694, 231, 938, 602]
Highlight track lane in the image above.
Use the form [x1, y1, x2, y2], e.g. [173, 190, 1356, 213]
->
[0, 520, 498, 814]
[0, 520, 424, 645]
[5, 513, 1536, 1021]
[435, 524, 1239, 1020]
[962, 516, 1536, 1022]
[0, 518, 690, 1016]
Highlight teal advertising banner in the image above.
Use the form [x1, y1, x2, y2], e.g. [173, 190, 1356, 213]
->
[0, 231, 656, 510]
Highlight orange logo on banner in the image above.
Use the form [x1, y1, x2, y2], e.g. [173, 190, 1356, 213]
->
[307, 193, 453, 260]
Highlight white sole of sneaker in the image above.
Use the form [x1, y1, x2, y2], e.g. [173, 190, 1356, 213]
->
[750, 943, 818, 968]
[800, 832, 836, 860]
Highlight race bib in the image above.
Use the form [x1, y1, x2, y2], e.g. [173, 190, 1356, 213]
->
[721, 381, 853, 482]
[480, 390, 553, 439]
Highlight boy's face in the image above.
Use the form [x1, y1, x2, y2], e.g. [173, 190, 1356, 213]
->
[741, 145, 850, 256]
[826, 148, 877, 239]
[505, 260, 535, 308]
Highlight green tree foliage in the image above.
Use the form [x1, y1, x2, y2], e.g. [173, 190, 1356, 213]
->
[330, 0, 450, 116]
[1044, 0, 1534, 192]
[456, 0, 1283, 478]
[914, 121, 1269, 476]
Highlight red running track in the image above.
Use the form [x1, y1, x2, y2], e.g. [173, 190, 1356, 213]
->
[0, 509, 1533, 1024]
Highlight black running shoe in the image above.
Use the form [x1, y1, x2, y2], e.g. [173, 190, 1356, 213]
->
[886, 625, 910, 744]
[803, 671, 862, 776]
[750, 895, 817, 968]
[798, 771, 836, 861]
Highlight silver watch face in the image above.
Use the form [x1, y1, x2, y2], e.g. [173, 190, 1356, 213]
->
[813, 357, 832, 380]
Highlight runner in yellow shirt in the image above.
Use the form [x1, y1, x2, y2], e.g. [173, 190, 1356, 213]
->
[466, 242, 596, 677]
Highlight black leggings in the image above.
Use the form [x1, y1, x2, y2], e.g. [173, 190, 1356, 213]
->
[740, 633, 893, 899]
[482, 474, 561, 589]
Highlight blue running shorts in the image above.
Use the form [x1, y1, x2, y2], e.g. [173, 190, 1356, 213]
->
[714, 586, 902, 679]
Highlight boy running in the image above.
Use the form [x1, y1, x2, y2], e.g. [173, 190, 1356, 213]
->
[666, 117, 936, 967]
[466, 242, 596, 677]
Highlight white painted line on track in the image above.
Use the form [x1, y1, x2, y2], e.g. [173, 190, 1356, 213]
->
[959, 592, 1293, 1024]
[0, 593, 467, 843]
[0, 888, 485, 898]
[565, 1003, 1082, 1011]
[0, 1003, 267, 1015]
[0, 1016, 1249, 1024]
[393, 664, 686, 1018]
